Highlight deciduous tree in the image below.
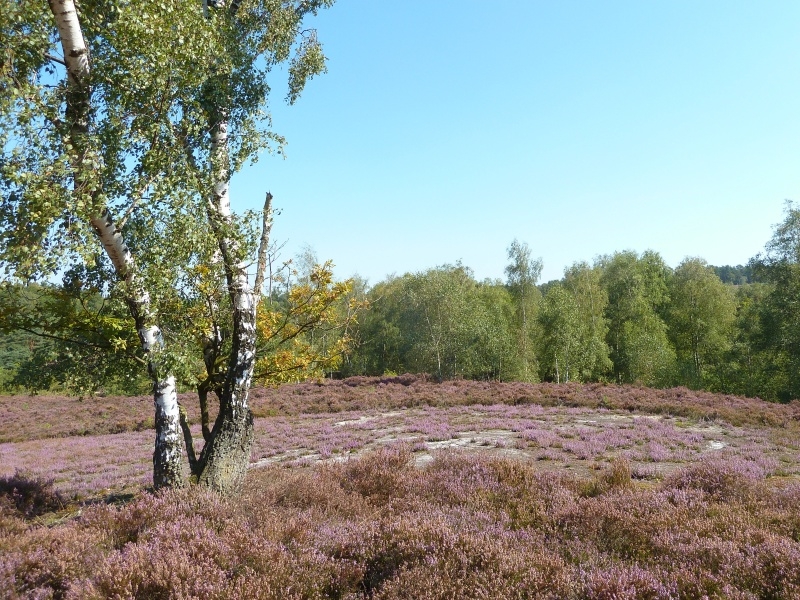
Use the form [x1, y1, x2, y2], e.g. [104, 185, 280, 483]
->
[751, 201, 800, 400]
[1, 0, 334, 493]
[538, 283, 581, 383]
[667, 257, 736, 389]
[562, 262, 612, 380]
[255, 260, 364, 384]
[600, 251, 675, 386]
[505, 239, 543, 381]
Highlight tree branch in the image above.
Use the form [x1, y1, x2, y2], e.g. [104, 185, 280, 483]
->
[179, 404, 199, 475]
[253, 192, 273, 308]
[11, 326, 147, 366]
[45, 52, 66, 66]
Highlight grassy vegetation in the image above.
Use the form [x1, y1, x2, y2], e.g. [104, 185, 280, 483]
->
[2, 377, 800, 598]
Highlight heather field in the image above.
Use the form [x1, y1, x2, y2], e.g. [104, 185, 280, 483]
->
[2, 376, 800, 598]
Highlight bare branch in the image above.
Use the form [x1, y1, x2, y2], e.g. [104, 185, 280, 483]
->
[117, 198, 141, 231]
[253, 192, 273, 307]
[178, 404, 199, 475]
[118, 161, 160, 229]
[45, 52, 66, 66]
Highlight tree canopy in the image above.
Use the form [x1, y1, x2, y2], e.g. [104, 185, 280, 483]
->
[1, 0, 337, 492]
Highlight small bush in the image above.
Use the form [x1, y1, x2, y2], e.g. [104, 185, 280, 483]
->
[339, 444, 413, 502]
[581, 564, 677, 600]
[0, 470, 64, 518]
[663, 458, 761, 502]
[582, 458, 633, 497]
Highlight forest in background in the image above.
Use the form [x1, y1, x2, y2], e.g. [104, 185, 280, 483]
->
[3, 203, 800, 402]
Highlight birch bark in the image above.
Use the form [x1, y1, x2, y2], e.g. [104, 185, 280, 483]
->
[191, 61, 257, 495]
[48, 0, 184, 488]
[194, 92, 257, 494]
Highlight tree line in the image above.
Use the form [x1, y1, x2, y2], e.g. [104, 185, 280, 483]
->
[3, 205, 800, 404]
[339, 203, 800, 403]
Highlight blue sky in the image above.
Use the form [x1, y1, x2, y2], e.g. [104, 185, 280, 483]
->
[231, 1, 800, 284]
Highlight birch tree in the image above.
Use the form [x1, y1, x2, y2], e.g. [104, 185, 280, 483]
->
[505, 239, 543, 381]
[751, 202, 800, 400]
[562, 262, 612, 380]
[600, 251, 675, 386]
[538, 283, 581, 383]
[667, 257, 736, 388]
[1, 0, 334, 494]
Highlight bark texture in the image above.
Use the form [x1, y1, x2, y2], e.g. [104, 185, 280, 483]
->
[49, 0, 183, 489]
[194, 101, 257, 494]
[91, 211, 184, 488]
[253, 192, 274, 306]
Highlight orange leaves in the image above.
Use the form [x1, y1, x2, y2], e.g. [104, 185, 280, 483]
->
[254, 261, 366, 385]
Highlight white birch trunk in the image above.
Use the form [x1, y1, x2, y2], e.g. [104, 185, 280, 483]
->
[49, 0, 183, 488]
[196, 105, 256, 494]
[253, 193, 274, 309]
[208, 114, 257, 421]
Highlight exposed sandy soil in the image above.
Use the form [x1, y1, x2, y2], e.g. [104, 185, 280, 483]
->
[3, 377, 798, 499]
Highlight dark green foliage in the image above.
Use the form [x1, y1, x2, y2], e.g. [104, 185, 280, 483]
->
[722, 283, 784, 400]
[5, 207, 800, 402]
[666, 258, 736, 390]
[714, 264, 755, 285]
[346, 264, 516, 381]
[599, 250, 675, 387]
[334, 208, 800, 402]
[749, 202, 800, 400]
[537, 262, 611, 383]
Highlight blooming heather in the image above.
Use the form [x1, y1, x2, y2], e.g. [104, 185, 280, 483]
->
[2, 449, 799, 598]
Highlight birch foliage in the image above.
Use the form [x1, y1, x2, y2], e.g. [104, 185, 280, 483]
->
[1, 0, 335, 491]
[752, 202, 800, 400]
[600, 251, 675, 386]
[667, 258, 736, 388]
[1, 0, 333, 373]
[2, 0, 331, 276]
[505, 239, 543, 381]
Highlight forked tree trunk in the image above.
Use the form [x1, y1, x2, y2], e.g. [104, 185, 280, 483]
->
[48, 0, 183, 489]
[195, 283, 256, 494]
[194, 105, 257, 494]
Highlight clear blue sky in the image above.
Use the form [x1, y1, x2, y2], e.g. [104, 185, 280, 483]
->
[231, 1, 800, 285]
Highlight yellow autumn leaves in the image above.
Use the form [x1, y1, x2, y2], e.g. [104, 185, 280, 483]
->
[254, 261, 366, 384]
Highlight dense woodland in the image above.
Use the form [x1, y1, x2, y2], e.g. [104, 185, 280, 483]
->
[339, 220, 786, 401]
[2, 203, 800, 403]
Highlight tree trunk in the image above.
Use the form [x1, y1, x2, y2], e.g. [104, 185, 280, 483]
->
[49, 0, 183, 489]
[194, 104, 256, 495]
[196, 278, 256, 494]
[91, 212, 184, 489]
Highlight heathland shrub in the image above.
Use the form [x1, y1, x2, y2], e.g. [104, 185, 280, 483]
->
[3, 448, 800, 598]
[581, 458, 634, 497]
[662, 457, 763, 502]
[338, 443, 413, 502]
[9, 377, 798, 444]
[0, 470, 64, 517]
